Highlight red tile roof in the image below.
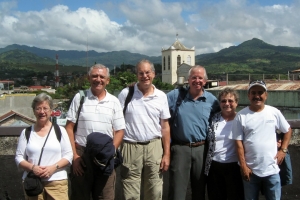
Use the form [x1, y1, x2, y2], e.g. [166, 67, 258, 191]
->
[0, 110, 36, 123]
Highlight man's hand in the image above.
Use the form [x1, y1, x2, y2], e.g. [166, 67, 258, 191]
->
[275, 150, 286, 165]
[160, 154, 170, 172]
[240, 166, 252, 182]
[72, 155, 86, 176]
[277, 139, 282, 148]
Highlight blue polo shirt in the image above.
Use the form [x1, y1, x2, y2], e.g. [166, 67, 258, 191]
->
[167, 88, 220, 143]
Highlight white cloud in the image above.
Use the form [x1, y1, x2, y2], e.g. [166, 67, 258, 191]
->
[0, 0, 300, 57]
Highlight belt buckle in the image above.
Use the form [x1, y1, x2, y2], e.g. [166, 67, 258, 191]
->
[143, 141, 150, 145]
[189, 142, 195, 147]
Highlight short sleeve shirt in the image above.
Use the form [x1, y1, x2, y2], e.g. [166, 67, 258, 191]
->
[66, 89, 125, 146]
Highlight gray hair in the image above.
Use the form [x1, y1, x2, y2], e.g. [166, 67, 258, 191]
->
[135, 59, 155, 73]
[188, 65, 208, 80]
[88, 64, 110, 77]
[31, 93, 54, 109]
[218, 87, 239, 102]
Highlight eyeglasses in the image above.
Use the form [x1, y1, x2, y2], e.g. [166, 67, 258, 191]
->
[249, 80, 266, 86]
[138, 71, 153, 76]
[220, 99, 235, 103]
[250, 91, 265, 96]
[35, 107, 50, 112]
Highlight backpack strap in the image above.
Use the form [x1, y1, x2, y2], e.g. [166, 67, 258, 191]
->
[169, 87, 188, 126]
[25, 124, 61, 142]
[53, 123, 62, 142]
[25, 126, 32, 144]
[73, 90, 87, 133]
[123, 86, 134, 116]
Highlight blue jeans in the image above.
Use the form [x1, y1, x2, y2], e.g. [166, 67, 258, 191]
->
[243, 173, 281, 200]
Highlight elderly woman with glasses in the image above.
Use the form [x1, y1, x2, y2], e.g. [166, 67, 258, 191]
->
[15, 93, 73, 200]
[204, 87, 244, 200]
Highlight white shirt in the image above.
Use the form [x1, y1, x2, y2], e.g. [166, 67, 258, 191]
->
[213, 117, 238, 163]
[118, 84, 170, 142]
[15, 125, 73, 181]
[230, 105, 290, 177]
[66, 89, 125, 146]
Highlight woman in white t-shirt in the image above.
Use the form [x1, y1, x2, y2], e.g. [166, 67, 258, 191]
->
[204, 88, 244, 200]
[15, 93, 73, 200]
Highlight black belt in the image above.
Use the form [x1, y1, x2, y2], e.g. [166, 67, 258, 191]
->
[172, 140, 206, 147]
[124, 138, 160, 145]
[75, 143, 86, 150]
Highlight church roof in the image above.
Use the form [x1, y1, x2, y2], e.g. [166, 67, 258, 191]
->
[163, 39, 194, 51]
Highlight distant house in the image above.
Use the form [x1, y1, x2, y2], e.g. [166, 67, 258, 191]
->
[177, 63, 192, 84]
[28, 86, 48, 90]
[290, 69, 300, 80]
[0, 110, 35, 127]
[28, 86, 55, 93]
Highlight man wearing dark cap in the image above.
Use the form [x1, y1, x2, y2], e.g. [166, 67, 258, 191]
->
[230, 80, 292, 200]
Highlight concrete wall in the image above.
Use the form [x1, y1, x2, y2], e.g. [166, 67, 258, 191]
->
[0, 94, 36, 119]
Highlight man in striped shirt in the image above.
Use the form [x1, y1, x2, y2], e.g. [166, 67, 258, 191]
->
[66, 64, 125, 200]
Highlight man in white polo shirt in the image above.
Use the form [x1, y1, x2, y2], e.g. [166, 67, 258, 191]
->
[230, 80, 292, 200]
[66, 64, 125, 200]
[118, 59, 170, 200]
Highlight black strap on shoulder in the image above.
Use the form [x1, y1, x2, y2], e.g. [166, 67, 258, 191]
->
[169, 87, 188, 126]
[25, 126, 32, 144]
[25, 124, 61, 142]
[123, 86, 134, 116]
[53, 123, 62, 142]
[73, 91, 86, 133]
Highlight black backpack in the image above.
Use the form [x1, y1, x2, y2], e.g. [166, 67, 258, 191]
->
[25, 123, 62, 143]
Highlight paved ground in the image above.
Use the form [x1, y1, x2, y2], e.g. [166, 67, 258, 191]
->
[1, 145, 300, 200]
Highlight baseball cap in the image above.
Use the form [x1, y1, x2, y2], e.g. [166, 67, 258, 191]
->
[248, 80, 267, 91]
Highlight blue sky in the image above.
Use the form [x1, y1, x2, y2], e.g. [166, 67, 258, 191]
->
[0, 0, 299, 56]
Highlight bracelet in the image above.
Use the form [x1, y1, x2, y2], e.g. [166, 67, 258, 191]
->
[31, 164, 35, 171]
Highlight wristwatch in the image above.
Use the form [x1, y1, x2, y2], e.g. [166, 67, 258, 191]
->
[281, 148, 288, 153]
[55, 163, 60, 169]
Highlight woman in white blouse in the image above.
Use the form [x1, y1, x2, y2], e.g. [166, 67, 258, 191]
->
[15, 93, 73, 200]
[204, 88, 244, 200]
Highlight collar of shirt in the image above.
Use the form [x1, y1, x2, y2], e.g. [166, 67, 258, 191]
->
[135, 83, 159, 99]
[88, 88, 110, 102]
[186, 87, 207, 101]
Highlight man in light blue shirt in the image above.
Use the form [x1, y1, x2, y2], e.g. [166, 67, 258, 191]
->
[167, 65, 219, 200]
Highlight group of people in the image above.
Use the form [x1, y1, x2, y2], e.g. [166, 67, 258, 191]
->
[15, 59, 292, 200]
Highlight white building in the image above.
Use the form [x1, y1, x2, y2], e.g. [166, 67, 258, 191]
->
[161, 38, 195, 85]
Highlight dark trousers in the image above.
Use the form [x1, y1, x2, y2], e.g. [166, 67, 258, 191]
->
[70, 145, 116, 200]
[207, 161, 244, 200]
[169, 144, 207, 200]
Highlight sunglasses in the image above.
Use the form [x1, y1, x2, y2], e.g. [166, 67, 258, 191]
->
[249, 80, 266, 86]
[250, 91, 265, 96]
[220, 99, 235, 103]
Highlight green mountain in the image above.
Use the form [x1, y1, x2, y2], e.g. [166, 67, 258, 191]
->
[196, 38, 300, 74]
[0, 44, 161, 68]
[0, 49, 54, 65]
[1, 38, 300, 74]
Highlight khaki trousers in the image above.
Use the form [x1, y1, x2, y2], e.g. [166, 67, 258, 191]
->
[120, 138, 163, 200]
[24, 179, 68, 200]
